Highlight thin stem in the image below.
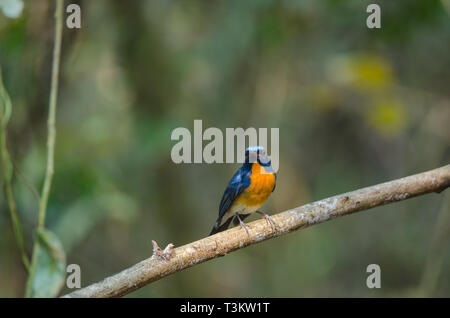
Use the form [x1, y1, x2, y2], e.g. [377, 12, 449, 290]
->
[0, 68, 30, 272]
[25, 0, 64, 297]
[38, 0, 64, 228]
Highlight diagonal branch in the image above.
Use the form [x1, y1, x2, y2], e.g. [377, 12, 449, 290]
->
[63, 164, 450, 298]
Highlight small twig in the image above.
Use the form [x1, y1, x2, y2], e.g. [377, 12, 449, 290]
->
[63, 164, 450, 298]
[152, 240, 175, 261]
[25, 0, 64, 297]
[38, 0, 64, 228]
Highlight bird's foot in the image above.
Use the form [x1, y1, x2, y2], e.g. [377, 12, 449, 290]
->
[235, 214, 250, 237]
[256, 211, 276, 232]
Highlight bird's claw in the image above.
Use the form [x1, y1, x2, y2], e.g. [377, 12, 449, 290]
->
[256, 211, 276, 232]
[235, 214, 251, 237]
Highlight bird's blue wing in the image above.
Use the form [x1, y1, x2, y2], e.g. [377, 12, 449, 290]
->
[209, 165, 252, 235]
[218, 166, 251, 220]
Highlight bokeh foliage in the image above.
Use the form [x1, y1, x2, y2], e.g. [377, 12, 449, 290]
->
[0, 0, 449, 297]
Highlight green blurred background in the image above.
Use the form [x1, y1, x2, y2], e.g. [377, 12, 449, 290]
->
[1, 0, 450, 297]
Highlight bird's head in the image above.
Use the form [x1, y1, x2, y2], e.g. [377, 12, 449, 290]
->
[245, 146, 271, 167]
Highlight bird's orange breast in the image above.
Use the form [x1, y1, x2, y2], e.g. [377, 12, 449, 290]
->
[238, 162, 275, 207]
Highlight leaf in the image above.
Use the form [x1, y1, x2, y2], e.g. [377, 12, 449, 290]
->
[366, 98, 406, 136]
[28, 228, 66, 298]
[326, 54, 394, 91]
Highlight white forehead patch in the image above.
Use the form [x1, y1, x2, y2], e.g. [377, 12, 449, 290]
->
[246, 146, 266, 154]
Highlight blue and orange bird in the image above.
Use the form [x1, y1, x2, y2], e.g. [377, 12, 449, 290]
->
[209, 146, 277, 236]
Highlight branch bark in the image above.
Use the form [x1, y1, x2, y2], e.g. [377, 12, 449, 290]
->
[63, 165, 450, 298]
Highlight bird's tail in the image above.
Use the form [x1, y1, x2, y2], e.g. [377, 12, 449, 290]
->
[209, 217, 233, 236]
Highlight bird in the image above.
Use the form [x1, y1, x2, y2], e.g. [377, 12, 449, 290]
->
[209, 146, 277, 236]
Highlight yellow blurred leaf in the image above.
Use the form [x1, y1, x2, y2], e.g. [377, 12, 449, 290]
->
[366, 98, 406, 136]
[327, 54, 394, 91]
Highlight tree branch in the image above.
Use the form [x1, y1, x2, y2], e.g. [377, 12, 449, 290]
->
[63, 165, 450, 298]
